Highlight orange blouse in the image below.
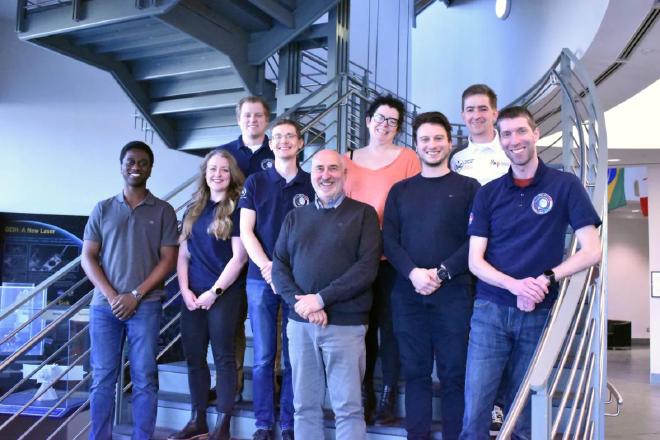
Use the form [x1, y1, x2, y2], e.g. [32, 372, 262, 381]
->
[343, 147, 421, 227]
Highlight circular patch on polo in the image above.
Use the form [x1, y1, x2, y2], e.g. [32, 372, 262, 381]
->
[531, 193, 553, 215]
[261, 159, 274, 170]
[240, 187, 247, 197]
[293, 194, 310, 207]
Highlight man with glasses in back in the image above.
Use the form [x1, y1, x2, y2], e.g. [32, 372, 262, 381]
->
[239, 119, 315, 440]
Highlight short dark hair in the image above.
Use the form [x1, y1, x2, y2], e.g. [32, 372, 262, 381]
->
[496, 106, 537, 130]
[120, 141, 154, 165]
[462, 84, 497, 110]
[271, 118, 302, 138]
[412, 112, 453, 145]
[236, 96, 271, 119]
[366, 95, 406, 133]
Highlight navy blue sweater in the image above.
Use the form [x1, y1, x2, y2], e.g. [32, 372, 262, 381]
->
[383, 172, 480, 288]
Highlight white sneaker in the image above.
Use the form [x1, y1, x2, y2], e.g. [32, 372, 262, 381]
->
[489, 405, 504, 436]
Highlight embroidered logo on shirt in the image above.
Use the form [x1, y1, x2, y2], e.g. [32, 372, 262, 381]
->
[240, 187, 247, 198]
[469, 212, 474, 224]
[531, 193, 553, 215]
[261, 159, 274, 170]
[293, 194, 310, 208]
[453, 158, 474, 172]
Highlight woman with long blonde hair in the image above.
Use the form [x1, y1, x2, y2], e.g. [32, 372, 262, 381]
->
[169, 149, 247, 440]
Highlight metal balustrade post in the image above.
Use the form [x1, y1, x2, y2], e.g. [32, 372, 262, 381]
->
[560, 51, 575, 173]
[531, 386, 552, 439]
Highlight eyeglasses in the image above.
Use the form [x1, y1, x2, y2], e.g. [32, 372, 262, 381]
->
[272, 133, 299, 142]
[372, 113, 399, 127]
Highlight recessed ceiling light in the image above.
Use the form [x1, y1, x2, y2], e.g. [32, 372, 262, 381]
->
[495, 0, 511, 19]
[632, 209, 641, 213]
[608, 158, 621, 162]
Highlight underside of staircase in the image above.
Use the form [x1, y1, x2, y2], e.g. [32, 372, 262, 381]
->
[18, 0, 339, 153]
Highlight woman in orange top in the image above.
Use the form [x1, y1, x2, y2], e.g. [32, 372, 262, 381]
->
[344, 95, 421, 425]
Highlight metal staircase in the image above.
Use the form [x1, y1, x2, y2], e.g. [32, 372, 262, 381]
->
[16, 0, 339, 152]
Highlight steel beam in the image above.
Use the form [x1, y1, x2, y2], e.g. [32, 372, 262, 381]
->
[247, 0, 294, 28]
[18, 0, 179, 40]
[248, 0, 339, 65]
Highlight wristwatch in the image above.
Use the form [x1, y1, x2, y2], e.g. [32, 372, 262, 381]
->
[543, 269, 557, 286]
[130, 289, 143, 302]
[437, 265, 451, 282]
[214, 287, 225, 297]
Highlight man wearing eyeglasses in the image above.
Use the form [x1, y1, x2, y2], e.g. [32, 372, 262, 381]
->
[239, 119, 315, 440]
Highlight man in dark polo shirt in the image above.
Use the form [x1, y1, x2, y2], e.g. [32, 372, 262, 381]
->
[383, 112, 480, 440]
[238, 119, 315, 440]
[460, 107, 602, 439]
[217, 95, 275, 403]
[81, 141, 178, 440]
[272, 149, 381, 440]
[217, 95, 274, 176]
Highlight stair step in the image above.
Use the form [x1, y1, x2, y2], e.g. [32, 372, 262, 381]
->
[116, 40, 209, 62]
[131, 50, 232, 81]
[152, 91, 245, 116]
[149, 72, 245, 100]
[70, 17, 169, 45]
[176, 126, 243, 150]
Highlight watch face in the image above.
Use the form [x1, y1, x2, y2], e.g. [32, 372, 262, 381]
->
[437, 268, 449, 281]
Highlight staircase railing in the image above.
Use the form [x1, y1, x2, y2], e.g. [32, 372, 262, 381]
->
[497, 49, 610, 439]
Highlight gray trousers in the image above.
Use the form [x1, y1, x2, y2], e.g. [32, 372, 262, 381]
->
[287, 320, 367, 440]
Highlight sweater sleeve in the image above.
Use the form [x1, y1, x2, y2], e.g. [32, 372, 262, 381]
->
[271, 212, 305, 305]
[317, 205, 382, 306]
[383, 183, 417, 278]
[439, 178, 480, 277]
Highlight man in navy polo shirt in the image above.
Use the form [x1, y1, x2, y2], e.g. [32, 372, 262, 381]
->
[239, 119, 315, 440]
[460, 107, 602, 439]
[217, 95, 275, 176]
[217, 95, 275, 402]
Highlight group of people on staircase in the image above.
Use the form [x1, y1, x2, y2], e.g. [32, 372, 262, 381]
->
[82, 84, 602, 440]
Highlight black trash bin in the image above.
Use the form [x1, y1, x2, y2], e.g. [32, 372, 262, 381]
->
[607, 320, 631, 349]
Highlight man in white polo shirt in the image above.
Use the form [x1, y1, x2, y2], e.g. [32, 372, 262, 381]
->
[451, 84, 510, 186]
[450, 84, 509, 435]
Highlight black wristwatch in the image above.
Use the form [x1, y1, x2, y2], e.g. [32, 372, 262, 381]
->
[543, 269, 556, 286]
[214, 287, 224, 297]
[437, 265, 451, 282]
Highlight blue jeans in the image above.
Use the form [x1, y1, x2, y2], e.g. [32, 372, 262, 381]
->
[246, 279, 294, 430]
[393, 282, 473, 440]
[89, 301, 161, 440]
[460, 299, 550, 440]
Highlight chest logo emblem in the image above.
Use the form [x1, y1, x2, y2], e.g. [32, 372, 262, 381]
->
[531, 193, 553, 215]
[240, 187, 247, 198]
[293, 194, 310, 208]
[261, 159, 274, 170]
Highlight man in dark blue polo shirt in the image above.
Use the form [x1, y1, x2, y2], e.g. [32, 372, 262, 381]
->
[239, 119, 315, 440]
[217, 95, 275, 176]
[217, 95, 275, 403]
[460, 107, 602, 439]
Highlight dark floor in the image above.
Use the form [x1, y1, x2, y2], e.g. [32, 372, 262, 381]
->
[606, 346, 660, 439]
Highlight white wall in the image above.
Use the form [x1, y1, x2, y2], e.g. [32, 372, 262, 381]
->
[411, 0, 608, 121]
[647, 165, 660, 383]
[608, 213, 650, 339]
[0, 12, 201, 217]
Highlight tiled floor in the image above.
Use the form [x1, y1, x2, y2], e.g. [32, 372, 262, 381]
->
[606, 346, 660, 439]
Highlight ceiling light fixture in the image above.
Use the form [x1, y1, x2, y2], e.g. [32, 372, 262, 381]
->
[495, 0, 511, 20]
[608, 158, 621, 163]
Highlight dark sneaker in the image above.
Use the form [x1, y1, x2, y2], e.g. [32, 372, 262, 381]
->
[252, 429, 272, 440]
[489, 405, 504, 436]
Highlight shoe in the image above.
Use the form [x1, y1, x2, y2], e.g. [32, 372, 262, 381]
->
[208, 387, 217, 403]
[374, 385, 397, 425]
[209, 413, 231, 440]
[362, 385, 376, 425]
[281, 429, 294, 440]
[234, 391, 243, 404]
[168, 410, 209, 439]
[252, 428, 272, 440]
[489, 405, 504, 436]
